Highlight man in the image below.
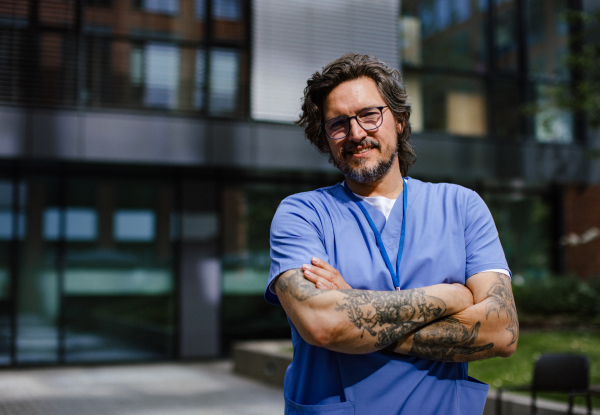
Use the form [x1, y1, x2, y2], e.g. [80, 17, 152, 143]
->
[265, 53, 518, 414]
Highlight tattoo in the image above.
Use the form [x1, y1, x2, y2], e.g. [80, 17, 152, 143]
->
[409, 317, 494, 361]
[335, 288, 447, 348]
[484, 273, 519, 346]
[276, 269, 325, 301]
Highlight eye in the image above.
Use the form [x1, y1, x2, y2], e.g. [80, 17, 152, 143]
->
[327, 118, 347, 130]
[359, 109, 379, 119]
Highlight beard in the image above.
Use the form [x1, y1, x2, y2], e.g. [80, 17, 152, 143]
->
[332, 138, 398, 184]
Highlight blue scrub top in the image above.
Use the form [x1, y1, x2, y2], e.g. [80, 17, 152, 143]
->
[266, 178, 510, 415]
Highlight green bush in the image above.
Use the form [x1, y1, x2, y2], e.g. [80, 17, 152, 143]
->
[513, 276, 600, 320]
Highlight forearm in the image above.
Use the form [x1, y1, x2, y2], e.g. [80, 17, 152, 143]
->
[276, 269, 473, 354]
[392, 273, 519, 362]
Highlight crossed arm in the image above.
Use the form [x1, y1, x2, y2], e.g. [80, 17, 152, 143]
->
[276, 259, 518, 361]
[274, 268, 475, 354]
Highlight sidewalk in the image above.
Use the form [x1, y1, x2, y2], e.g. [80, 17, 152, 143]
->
[0, 360, 284, 415]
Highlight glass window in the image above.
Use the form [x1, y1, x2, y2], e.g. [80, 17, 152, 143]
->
[527, 0, 569, 78]
[209, 48, 239, 114]
[144, 43, 180, 109]
[416, 73, 487, 136]
[494, 1, 518, 73]
[43, 208, 98, 241]
[62, 178, 175, 363]
[485, 190, 552, 279]
[212, 0, 242, 20]
[533, 84, 573, 143]
[113, 210, 156, 242]
[402, 0, 486, 71]
[194, 49, 206, 110]
[196, 0, 205, 19]
[16, 178, 60, 364]
[139, 0, 179, 14]
[491, 78, 523, 138]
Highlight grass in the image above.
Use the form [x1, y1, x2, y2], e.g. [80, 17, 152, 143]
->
[469, 329, 600, 408]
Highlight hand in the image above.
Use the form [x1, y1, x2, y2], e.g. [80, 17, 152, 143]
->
[302, 257, 352, 290]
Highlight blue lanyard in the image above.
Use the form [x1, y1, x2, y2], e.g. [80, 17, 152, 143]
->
[343, 179, 407, 290]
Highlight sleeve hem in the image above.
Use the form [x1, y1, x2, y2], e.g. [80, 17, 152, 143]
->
[467, 264, 512, 279]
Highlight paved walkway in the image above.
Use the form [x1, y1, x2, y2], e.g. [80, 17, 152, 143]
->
[0, 361, 284, 415]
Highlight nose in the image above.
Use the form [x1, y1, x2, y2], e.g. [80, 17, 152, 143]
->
[346, 117, 367, 142]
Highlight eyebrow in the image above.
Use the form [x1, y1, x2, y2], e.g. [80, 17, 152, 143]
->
[326, 105, 384, 120]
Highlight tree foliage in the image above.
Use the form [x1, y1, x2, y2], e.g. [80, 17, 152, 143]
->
[554, 8, 600, 129]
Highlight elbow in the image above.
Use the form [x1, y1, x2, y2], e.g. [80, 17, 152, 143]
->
[496, 331, 519, 358]
[300, 312, 346, 349]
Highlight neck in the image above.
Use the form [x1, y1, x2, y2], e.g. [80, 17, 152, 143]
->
[345, 168, 404, 199]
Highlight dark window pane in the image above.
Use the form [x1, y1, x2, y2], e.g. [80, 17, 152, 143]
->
[411, 72, 488, 136]
[492, 78, 522, 137]
[527, 0, 569, 78]
[402, 0, 486, 71]
[494, 0, 518, 73]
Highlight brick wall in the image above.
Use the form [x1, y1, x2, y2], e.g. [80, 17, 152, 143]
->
[563, 184, 600, 278]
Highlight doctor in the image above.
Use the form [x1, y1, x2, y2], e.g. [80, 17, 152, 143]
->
[266, 53, 518, 414]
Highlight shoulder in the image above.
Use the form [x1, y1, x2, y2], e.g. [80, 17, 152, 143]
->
[276, 183, 344, 212]
[408, 177, 477, 205]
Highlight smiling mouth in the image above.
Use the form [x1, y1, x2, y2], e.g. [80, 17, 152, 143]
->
[345, 145, 378, 156]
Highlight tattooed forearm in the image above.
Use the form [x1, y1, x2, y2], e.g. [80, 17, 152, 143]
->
[408, 316, 494, 362]
[276, 269, 325, 301]
[335, 288, 447, 348]
[485, 273, 519, 346]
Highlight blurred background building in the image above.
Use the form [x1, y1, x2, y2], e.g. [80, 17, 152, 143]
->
[0, 0, 598, 366]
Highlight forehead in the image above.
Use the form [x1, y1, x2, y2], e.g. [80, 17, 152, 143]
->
[323, 77, 385, 118]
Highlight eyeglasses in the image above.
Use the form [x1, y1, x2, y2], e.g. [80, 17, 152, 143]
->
[322, 106, 388, 140]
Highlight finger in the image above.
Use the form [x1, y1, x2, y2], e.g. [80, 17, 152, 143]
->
[303, 264, 336, 283]
[316, 280, 334, 290]
[311, 257, 342, 277]
[303, 269, 331, 289]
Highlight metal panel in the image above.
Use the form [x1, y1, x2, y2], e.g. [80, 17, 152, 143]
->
[251, 0, 400, 122]
[0, 107, 26, 157]
[83, 112, 209, 164]
[255, 122, 334, 171]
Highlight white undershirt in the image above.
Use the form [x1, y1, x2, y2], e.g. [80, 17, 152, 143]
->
[351, 189, 511, 278]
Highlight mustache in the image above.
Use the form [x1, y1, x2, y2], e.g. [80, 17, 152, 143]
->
[342, 138, 381, 154]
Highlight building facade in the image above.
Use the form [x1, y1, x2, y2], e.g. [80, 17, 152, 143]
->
[0, 0, 598, 366]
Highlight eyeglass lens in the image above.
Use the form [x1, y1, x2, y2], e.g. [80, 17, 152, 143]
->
[325, 107, 384, 139]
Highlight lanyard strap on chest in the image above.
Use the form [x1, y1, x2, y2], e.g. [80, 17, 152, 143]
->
[343, 179, 407, 290]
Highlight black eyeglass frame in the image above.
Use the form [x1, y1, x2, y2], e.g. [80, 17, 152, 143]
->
[321, 106, 389, 140]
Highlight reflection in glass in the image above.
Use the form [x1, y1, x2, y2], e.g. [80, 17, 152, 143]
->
[209, 48, 239, 114]
[527, 0, 569, 78]
[419, 74, 487, 136]
[17, 178, 60, 364]
[64, 179, 174, 363]
[486, 192, 552, 279]
[533, 84, 573, 143]
[402, 0, 484, 71]
[494, 2, 518, 72]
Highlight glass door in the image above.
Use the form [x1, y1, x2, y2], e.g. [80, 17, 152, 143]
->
[62, 177, 176, 362]
[16, 177, 61, 364]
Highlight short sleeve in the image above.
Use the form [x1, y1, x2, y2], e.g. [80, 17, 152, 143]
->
[464, 190, 511, 279]
[265, 195, 330, 305]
